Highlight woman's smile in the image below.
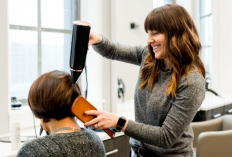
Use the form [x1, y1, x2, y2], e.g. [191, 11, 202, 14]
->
[152, 44, 161, 53]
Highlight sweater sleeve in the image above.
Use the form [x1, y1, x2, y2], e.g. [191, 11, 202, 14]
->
[92, 36, 146, 66]
[125, 73, 205, 149]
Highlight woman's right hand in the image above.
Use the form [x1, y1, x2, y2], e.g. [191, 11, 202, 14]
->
[88, 31, 103, 48]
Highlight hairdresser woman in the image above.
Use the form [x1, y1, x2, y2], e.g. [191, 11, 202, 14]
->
[85, 4, 205, 157]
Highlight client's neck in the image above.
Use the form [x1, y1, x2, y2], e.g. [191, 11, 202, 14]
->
[48, 117, 80, 134]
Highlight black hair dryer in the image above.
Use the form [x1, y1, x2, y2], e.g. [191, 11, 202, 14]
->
[70, 21, 91, 84]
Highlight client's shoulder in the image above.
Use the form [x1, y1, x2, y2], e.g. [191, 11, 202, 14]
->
[17, 128, 105, 157]
[77, 128, 103, 142]
[16, 137, 44, 157]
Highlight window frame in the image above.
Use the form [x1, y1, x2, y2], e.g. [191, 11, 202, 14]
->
[9, 0, 81, 102]
[199, 0, 212, 75]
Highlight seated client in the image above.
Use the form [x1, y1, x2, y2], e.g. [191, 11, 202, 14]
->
[17, 70, 105, 157]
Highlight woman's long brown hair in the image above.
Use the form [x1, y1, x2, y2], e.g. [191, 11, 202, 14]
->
[140, 4, 205, 97]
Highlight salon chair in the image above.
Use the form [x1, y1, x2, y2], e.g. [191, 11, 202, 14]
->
[191, 115, 232, 157]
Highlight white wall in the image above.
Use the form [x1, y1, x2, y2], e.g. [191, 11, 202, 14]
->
[111, 0, 153, 104]
[153, 0, 199, 29]
[81, 0, 154, 112]
[81, 0, 103, 101]
[0, 0, 10, 134]
[176, 0, 199, 27]
[81, 0, 112, 111]
[212, 0, 232, 97]
[110, 0, 200, 104]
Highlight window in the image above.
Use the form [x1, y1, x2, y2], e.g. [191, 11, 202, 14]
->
[200, 0, 212, 75]
[9, 0, 80, 100]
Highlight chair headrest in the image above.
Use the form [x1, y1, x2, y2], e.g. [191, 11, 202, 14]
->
[222, 115, 232, 130]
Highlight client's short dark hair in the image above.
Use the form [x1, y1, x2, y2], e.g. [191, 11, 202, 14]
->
[28, 70, 81, 122]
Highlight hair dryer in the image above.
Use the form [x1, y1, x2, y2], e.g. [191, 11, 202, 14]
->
[70, 21, 91, 84]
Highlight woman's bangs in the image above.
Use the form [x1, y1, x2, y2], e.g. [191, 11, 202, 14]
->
[144, 10, 165, 33]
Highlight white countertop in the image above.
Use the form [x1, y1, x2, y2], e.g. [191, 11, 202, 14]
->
[200, 94, 232, 111]
[4, 94, 231, 157]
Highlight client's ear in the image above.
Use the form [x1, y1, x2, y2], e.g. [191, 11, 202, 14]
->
[43, 118, 50, 123]
[40, 119, 50, 132]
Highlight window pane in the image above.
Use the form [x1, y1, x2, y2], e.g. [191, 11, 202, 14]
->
[41, 32, 71, 73]
[41, 0, 74, 30]
[9, 0, 37, 26]
[202, 47, 211, 72]
[200, 17, 208, 46]
[209, 16, 212, 45]
[200, 0, 212, 75]
[200, 18, 205, 46]
[9, 30, 38, 99]
[200, 0, 212, 16]
[200, 16, 212, 47]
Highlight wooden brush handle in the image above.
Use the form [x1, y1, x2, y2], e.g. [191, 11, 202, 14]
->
[103, 129, 115, 139]
[71, 96, 115, 138]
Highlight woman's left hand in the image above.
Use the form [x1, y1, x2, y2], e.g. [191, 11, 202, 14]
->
[84, 110, 119, 130]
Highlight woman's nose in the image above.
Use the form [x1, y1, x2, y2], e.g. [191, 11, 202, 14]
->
[147, 37, 153, 45]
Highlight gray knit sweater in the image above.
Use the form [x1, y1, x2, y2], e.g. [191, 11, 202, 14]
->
[17, 128, 105, 157]
[93, 37, 205, 157]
